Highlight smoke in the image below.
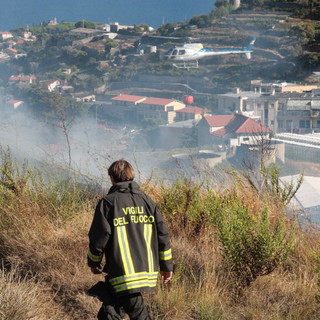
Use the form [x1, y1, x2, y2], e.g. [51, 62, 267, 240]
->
[0, 105, 196, 187]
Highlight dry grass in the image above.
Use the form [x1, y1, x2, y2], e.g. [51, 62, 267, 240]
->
[0, 163, 320, 319]
[0, 266, 67, 320]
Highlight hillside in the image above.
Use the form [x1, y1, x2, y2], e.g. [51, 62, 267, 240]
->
[1, 6, 320, 320]
[0, 150, 320, 319]
[1, 7, 319, 109]
[113, 10, 320, 96]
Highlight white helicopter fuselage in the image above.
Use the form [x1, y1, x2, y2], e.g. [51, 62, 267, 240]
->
[161, 39, 255, 63]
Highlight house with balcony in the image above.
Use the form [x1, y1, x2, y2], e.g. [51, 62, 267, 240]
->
[41, 78, 62, 92]
[175, 106, 211, 122]
[198, 114, 271, 147]
[5, 47, 18, 57]
[6, 99, 24, 109]
[110, 94, 146, 121]
[137, 97, 185, 124]
[0, 31, 13, 41]
[9, 75, 37, 85]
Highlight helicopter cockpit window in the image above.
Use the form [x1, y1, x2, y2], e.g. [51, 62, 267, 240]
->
[172, 50, 178, 56]
[179, 50, 186, 55]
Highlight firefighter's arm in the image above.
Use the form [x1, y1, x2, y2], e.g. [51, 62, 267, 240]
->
[155, 206, 174, 275]
[87, 199, 111, 270]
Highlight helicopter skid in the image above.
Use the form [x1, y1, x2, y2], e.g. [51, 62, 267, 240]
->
[172, 60, 199, 69]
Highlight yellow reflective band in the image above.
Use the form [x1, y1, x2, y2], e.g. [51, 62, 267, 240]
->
[87, 249, 103, 262]
[117, 226, 135, 275]
[109, 272, 158, 285]
[113, 278, 158, 293]
[159, 248, 172, 261]
[144, 224, 154, 273]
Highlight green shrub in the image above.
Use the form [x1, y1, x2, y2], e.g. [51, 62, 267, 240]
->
[157, 178, 206, 231]
[212, 195, 296, 295]
[0, 147, 92, 223]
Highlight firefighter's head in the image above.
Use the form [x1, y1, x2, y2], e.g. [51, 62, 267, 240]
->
[108, 159, 135, 184]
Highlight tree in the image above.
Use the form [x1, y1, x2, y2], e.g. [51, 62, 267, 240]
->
[104, 39, 118, 54]
[288, 23, 316, 44]
[27, 89, 83, 168]
[189, 15, 211, 28]
[75, 20, 95, 29]
[180, 124, 198, 148]
[156, 23, 178, 36]
[40, 92, 77, 168]
[210, 6, 230, 19]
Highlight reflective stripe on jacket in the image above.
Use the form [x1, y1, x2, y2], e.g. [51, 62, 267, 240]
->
[88, 181, 173, 295]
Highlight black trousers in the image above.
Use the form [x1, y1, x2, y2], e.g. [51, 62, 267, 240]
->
[97, 292, 151, 320]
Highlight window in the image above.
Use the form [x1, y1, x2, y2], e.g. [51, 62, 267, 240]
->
[243, 137, 250, 141]
[299, 120, 310, 128]
[243, 100, 247, 111]
[317, 120, 320, 128]
[172, 50, 178, 56]
[167, 106, 174, 111]
[286, 120, 293, 129]
[179, 50, 186, 55]
[278, 120, 283, 128]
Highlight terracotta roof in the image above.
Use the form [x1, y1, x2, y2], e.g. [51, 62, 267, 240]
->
[7, 100, 23, 104]
[211, 127, 228, 137]
[42, 78, 61, 86]
[176, 106, 210, 114]
[6, 48, 17, 53]
[204, 115, 234, 127]
[140, 97, 176, 106]
[112, 94, 146, 102]
[10, 75, 36, 81]
[206, 114, 271, 136]
[234, 116, 271, 134]
[20, 75, 36, 81]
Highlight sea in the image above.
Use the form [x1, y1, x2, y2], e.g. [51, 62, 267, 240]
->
[0, 0, 215, 31]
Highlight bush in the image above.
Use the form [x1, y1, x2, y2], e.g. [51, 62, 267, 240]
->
[156, 178, 207, 236]
[154, 172, 296, 297]
[189, 15, 211, 28]
[210, 6, 230, 19]
[212, 195, 295, 295]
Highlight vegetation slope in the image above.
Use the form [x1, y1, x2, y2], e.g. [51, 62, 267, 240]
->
[1, 147, 320, 320]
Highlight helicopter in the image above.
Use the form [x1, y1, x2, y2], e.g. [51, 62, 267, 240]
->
[160, 38, 256, 68]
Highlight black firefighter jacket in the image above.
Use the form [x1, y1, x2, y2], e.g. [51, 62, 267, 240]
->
[88, 181, 173, 295]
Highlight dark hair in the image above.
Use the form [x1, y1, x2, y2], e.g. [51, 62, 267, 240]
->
[108, 160, 135, 183]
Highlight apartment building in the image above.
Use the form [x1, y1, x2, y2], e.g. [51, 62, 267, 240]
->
[217, 83, 320, 134]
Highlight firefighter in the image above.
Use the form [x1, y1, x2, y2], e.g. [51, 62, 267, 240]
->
[87, 159, 173, 320]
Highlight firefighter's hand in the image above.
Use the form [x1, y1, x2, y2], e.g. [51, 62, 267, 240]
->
[90, 266, 102, 274]
[161, 271, 173, 284]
